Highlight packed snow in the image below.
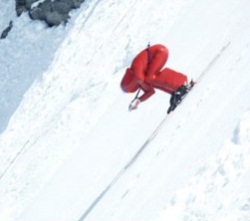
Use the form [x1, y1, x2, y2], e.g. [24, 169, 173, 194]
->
[0, 0, 250, 221]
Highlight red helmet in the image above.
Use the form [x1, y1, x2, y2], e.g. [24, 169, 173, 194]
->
[121, 68, 139, 93]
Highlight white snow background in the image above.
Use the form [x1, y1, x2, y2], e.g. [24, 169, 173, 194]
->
[0, 0, 250, 220]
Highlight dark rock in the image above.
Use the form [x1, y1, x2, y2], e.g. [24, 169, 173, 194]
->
[16, 0, 85, 26]
[46, 11, 70, 27]
[71, 0, 85, 9]
[16, 0, 26, 16]
[29, 1, 51, 21]
[25, 0, 38, 9]
[1, 21, 13, 39]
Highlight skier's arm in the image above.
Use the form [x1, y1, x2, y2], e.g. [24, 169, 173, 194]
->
[128, 82, 154, 111]
[138, 82, 155, 102]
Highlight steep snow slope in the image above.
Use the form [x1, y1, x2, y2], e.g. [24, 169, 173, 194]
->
[0, 1, 68, 132]
[156, 111, 250, 221]
[0, 0, 194, 220]
[0, 0, 250, 221]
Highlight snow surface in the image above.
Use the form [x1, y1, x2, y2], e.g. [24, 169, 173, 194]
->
[0, 0, 250, 220]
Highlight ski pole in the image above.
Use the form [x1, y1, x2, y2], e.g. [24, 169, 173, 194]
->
[134, 88, 141, 100]
[129, 88, 141, 111]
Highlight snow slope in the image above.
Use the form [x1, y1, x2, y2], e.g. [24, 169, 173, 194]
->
[0, 0, 250, 220]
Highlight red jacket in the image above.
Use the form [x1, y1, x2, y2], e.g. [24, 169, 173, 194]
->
[121, 44, 188, 102]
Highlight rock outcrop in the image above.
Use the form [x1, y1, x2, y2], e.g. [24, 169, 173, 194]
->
[15, 0, 85, 26]
[0, 21, 13, 39]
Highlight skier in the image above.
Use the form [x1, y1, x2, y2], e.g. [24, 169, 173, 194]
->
[121, 44, 192, 111]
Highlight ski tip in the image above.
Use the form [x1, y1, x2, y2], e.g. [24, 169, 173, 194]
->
[190, 79, 196, 86]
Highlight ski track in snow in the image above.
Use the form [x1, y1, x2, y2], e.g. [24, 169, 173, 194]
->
[0, 0, 250, 221]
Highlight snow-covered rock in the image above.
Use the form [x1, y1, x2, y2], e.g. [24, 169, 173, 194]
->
[15, 0, 85, 26]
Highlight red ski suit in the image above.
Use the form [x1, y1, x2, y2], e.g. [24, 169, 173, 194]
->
[121, 44, 188, 102]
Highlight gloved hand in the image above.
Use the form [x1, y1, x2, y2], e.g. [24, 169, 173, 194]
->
[129, 98, 141, 111]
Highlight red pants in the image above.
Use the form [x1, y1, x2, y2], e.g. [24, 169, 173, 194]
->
[149, 68, 188, 94]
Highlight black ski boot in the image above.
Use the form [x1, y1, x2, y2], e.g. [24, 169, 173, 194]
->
[167, 85, 188, 114]
[167, 80, 195, 114]
[171, 85, 187, 104]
